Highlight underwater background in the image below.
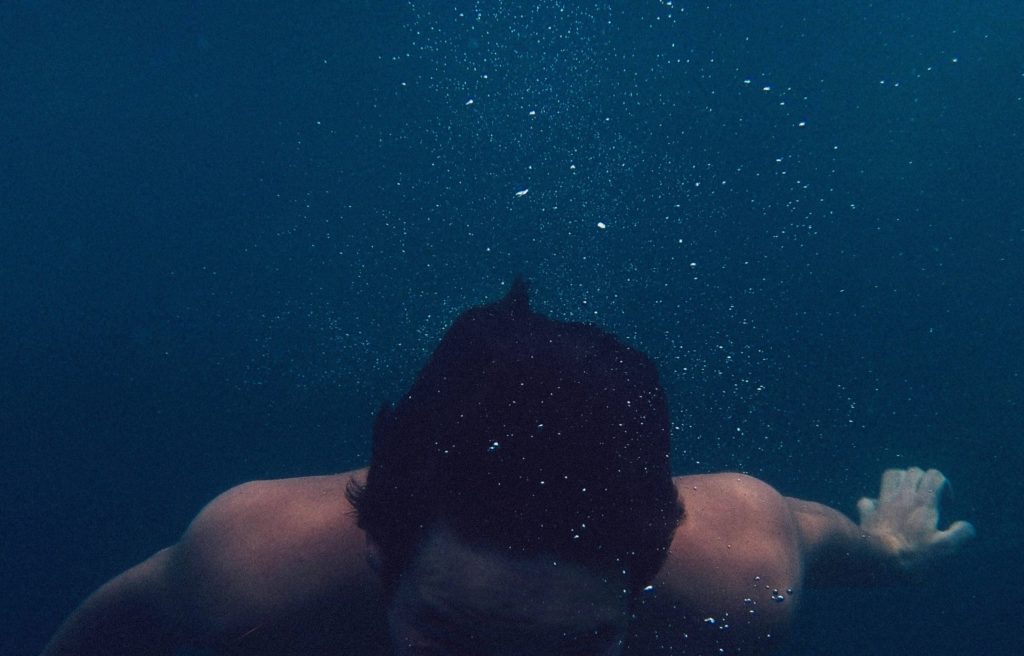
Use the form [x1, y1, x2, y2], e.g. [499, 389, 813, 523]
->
[1, 2, 1021, 654]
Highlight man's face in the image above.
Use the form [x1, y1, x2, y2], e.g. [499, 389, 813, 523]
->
[387, 525, 631, 656]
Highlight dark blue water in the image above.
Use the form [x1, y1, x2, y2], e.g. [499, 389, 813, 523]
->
[2, 2, 1021, 654]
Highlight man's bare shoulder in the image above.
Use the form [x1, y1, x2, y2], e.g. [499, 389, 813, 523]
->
[674, 472, 794, 522]
[183, 470, 365, 545]
[638, 473, 803, 646]
[172, 469, 381, 640]
[668, 472, 802, 577]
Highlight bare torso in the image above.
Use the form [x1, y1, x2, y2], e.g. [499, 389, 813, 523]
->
[175, 469, 802, 655]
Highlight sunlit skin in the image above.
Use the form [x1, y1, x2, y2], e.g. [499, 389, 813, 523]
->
[38, 280, 976, 654]
[41, 466, 974, 655]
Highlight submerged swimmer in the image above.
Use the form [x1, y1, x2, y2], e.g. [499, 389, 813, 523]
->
[42, 279, 975, 655]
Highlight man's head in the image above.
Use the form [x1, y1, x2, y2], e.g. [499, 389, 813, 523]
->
[347, 279, 682, 653]
[385, 524, 634, 656]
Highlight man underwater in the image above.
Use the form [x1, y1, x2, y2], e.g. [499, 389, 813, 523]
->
[42, 279, 975, 655]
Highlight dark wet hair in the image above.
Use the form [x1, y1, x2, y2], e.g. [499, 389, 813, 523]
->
[347, 279, 682, 596]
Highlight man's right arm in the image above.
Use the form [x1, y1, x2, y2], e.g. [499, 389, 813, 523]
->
[40, 476, 360, 655]
[40, 480, 263, 656]
[40, 546, 187, 656]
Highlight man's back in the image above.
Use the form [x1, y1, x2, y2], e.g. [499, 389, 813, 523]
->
[168, 472, 388, 653]
[40, 284, 975, 655]
[43, 469, 809, 655]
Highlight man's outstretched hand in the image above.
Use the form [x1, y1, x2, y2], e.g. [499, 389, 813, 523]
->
[857, 467, 976, 575]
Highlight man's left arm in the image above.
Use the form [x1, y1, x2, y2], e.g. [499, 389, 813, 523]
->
[786, 467, 975, 588]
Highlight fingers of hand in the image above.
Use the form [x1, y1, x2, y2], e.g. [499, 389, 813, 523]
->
[857, 496, 877, 522]
[911, 503, 940, 533]
[879, 469, 906, 501]
[881, 467, 923, 500]
[915, 468, 949, 507]
[881, 466, 943, 507]
[931, 520, 977, 554]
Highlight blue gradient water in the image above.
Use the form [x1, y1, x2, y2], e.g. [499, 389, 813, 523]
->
[2, 2, 1020, 654]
